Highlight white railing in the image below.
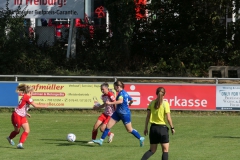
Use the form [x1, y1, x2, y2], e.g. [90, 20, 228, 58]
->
[0, 75, 240, 84]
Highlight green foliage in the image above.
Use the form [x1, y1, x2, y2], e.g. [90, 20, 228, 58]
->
[1, 0, 240, 76]
[130, 0, 240, 76]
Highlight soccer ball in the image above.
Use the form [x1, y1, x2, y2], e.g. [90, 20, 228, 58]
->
[67, 133, 76, 142]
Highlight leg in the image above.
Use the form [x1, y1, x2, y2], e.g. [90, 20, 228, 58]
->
[93, 118, 117, 146]
[93, 112, 120, 146]
[17, 123, 30, 148]
[125, 122, 144, 147]
[161, 143, 169, 160]
[90, 113, 106, 142]
[7, 112, 21, 146]
[160, 126, 170, 160]
[100, 115, 113, 135]
[100, 124, 113, 138]
[124, 122, 133, 133]
[125, 122, 141, 139]
[20, 123, 30, 143]
[101, 116, 114, 143]
[141, 144, 158, 160]
[122, 114, 138, 136]
[7, 126, 20, 146]
[92, 119, 102, 140]
[101, 118, 117, 139]
[9, 126, 20, 139]
[100, 123, 106, 132]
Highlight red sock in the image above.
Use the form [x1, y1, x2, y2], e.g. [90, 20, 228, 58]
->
[20, 132, 29, 143]
[9, 131, 19, 139]
[107, 131, 112, 136]
[92, 130, 98, 140]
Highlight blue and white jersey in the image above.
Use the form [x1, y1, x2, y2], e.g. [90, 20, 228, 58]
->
[116, 90, 133, 114]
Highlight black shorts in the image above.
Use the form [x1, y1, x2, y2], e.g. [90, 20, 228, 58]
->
[149, 124, 169, 144]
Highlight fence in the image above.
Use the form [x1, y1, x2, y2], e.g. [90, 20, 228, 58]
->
[1, 75, 240, 84]
[0, 75, 239, 110]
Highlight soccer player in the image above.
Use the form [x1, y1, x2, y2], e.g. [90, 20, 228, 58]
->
[141, 87, 175, 160]
[6, 84, 48, 149]
[93, 80, 145, 146]
[88, 82, 116, 144]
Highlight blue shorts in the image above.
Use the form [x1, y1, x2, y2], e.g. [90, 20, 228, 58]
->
[111, 112, 131, 125]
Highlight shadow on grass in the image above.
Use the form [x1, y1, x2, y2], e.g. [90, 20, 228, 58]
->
[0, 146, 17, 149]
[40, 139, 96, 147]
[213, 136, 240, 139]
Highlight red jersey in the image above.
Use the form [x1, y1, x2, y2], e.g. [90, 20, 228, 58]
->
[101, 91, 115, 116]
[15, 94, 33, 117]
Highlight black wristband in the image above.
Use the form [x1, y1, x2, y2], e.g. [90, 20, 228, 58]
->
[171, 127, 174, 129]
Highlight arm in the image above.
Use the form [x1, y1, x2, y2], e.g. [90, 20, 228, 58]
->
[166, 113, 175, 135]
[144, 110, 151, 136]
[128, 94, 133, 106]
[26, 113, 31, 118]
[93, 103, 106, 110]
[31, 102, 48, 108]
[109, 92, 117, 110]
[128, 100, 133, 106]
[106, 98, 123, 105]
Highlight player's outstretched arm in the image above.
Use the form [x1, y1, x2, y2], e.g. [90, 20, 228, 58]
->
[31, 102, 48, 108]
[93, 103, 106, 110]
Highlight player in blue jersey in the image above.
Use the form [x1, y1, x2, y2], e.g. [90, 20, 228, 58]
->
[93, 80, 145, 146]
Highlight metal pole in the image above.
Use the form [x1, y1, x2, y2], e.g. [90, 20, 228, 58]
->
[66, 19, 74, 58]
[15, 76, 18, 82]
[106, 10, 109, 32]
[232, 1, 236, 40]
[71, 21, 76, 58]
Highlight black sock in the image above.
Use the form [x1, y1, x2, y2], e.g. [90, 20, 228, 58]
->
[141, 150, 154, 160]
[162, 152, 168, 160]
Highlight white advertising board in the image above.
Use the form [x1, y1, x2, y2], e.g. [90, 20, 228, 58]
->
[0, 0, 84, 19]
[216, 85, 240, 110]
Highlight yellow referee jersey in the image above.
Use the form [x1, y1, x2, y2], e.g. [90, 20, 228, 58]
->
[147, 100, 170, 125]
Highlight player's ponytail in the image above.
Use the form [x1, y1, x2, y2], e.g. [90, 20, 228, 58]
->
[16, 84, 34, 94]
[154, 87, 165, 109]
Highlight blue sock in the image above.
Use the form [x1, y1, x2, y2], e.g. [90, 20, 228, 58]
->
[131, 129, 141, 139]
[101, 128, 110, 140]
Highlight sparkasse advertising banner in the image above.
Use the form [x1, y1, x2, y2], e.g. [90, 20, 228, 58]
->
[124, 84, 216, 110]
[216, 85, 240, 110]
[0, 0, 84, 18]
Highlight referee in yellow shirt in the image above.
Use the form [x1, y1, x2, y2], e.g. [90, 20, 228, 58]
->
[141, 87, 175, 160]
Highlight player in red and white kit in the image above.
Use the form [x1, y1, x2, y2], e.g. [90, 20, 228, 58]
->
[88, 82, 116, 144]
[6, 84, 48, 149]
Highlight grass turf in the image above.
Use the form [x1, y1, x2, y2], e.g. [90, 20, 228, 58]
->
[1, 111, 240, 160]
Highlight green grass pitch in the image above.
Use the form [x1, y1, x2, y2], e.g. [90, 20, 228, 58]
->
[1, 111, 240, 160]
